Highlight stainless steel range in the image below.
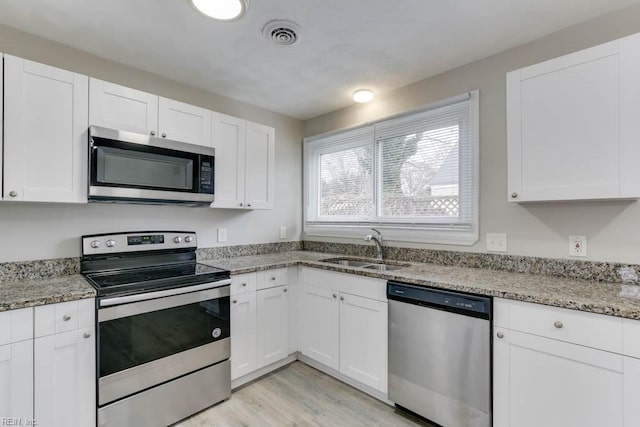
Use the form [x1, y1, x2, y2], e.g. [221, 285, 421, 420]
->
[81, 231, 231, 427]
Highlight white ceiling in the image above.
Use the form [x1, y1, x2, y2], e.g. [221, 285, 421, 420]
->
[0, 0, 637, 119]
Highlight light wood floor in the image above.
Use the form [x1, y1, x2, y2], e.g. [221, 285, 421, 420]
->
[176, 361, 434, 427]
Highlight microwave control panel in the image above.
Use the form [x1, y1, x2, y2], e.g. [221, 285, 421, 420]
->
[199, 157, 214, 194]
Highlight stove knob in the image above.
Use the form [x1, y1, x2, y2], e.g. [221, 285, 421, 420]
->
[174, 236, 182, 244]
[185, 236, 193, 243]
[90, 240, 101, 249]
[106, 239, 116, 248]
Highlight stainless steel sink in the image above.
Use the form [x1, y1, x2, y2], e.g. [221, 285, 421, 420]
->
[320, 257, 409, 272]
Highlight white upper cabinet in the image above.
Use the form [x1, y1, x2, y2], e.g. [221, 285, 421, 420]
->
[507, 32, 640, 202]
[90, 79, 212, 147]
[3, 55, 89, 203]
[89, 78, 158, 136]
[158, 97, 212, 147]
[211, 113, 275, 210]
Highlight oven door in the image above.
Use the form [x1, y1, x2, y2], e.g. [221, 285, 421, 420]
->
[88, 126, 214, 204]
[97, 283, 230, 406]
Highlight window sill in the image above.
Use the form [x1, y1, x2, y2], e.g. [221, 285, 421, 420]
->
[303, 223, 479, 246]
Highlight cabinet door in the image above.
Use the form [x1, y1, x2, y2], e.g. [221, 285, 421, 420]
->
[211, 113, 246, 208]
[4, 55, 89, 203]
[89, 78, 158, 135]
[493, 329, 624, 427]
[230, 292, 257, 380]
[339, 293, 387, 392]
[0, 340, 33, 421]
[624, 356, 640, 426]
[299, 284, 339, 370]
[244, 121, 275, 210]
[256, 286, 289, 369]
[34, 327, 96, 427]
[507, 42, 620, 202]
[158, 97, 212, 147]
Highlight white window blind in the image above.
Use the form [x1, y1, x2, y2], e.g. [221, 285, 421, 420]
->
[304, 92, 478, 243]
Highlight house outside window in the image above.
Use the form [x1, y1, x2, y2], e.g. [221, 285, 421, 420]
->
[304, 91, 479, 245]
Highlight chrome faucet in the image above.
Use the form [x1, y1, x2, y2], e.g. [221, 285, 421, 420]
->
[364, 228, 384, 261]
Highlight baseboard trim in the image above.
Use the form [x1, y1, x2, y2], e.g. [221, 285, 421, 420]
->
[231, 354, 297, 389]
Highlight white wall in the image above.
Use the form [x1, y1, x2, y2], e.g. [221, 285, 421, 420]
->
[0, 24, 302, 262]
[303, 4, 640, 265]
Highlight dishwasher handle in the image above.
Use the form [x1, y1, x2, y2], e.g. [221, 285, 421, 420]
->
[387, 281, 491, 320]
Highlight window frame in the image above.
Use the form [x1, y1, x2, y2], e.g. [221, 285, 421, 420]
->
[303, 91, 479, 246]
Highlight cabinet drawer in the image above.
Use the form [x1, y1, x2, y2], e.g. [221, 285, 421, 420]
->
[35, 299, 95, 338]
[257, 268, 288, 290]
[0, 307, 33, 345]
[231, 272, 257, 296]
[508, 300, 622, 353]
[301, 267, 386, 301]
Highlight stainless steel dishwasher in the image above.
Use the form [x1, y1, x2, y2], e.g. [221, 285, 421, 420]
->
[387, 281, 492, 427]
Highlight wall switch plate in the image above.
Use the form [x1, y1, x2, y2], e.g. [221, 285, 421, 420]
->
[279, 226, 287, 239]
[569, 235, 587, 257]
[217, 228, 227, 243]
[486, 233, 507, 252]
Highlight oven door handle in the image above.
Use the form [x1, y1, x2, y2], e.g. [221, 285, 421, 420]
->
[98, 280, 231, 322]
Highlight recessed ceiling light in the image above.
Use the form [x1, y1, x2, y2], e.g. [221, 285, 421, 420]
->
[190, 0, 247, 21]
[353, 89, 375, 103]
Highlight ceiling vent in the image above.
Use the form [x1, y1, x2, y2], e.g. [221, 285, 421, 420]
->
[262, 20, 301, 46]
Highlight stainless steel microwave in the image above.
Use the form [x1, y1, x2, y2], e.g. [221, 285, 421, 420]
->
[88, 126, 214, 206]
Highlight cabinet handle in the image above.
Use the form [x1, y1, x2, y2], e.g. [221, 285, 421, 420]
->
[8, 191, 17, 197]
[332, 293, 337, 299]
[340, 295, 344, 301]
[83, 332, 91, 339]
[511, 192, 518, 199]
[63, 314, 71, 321]
[283, 288, 288, 293]
[496, 332, 504, 339]
[242, 283, 247, 287]
[161, 132, 167, 138]
[554, 321, 563, 329]
[232, 299, 238, 304]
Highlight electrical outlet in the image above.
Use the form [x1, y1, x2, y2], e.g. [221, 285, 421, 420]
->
[569, 235, 587, 257]
[217, 228, 227, 243]
[486, 233, 507, 253]
[279, 226, 287, 239]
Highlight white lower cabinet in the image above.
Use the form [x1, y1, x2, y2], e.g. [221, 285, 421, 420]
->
[34, 327, 95, 427]
[34, 299, 96, 427]
[494, 298, 640, 427]
[299, 268, 388, 394]
[0, 307, 34, 421]
[230, 291, 257, 380]
[230, 269, 292, 381]
[256, 285, 289, 368]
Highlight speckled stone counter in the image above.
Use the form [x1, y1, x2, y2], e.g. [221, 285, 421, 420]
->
[200, 251, 640, 320]
[0, 275, 96, 312]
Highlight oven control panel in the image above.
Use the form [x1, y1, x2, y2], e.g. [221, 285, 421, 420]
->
[82, 231, 197, 255]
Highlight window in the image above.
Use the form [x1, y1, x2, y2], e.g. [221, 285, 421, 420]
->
[304, 92, 479, 245]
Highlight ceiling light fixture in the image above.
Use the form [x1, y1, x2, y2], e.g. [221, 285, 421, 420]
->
[353, 89, 375, 103]
[190, 0, 247, 21]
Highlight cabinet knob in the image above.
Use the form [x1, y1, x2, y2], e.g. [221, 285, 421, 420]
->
[63, 314, 71, 321]
[83, 331, 91, 339]
[240, 202, 244, 207]
[161, 132, 167, 138]
[554, 321, 564, 329]
[340, 295, 344, 301]
[232, 299, 238, 304]
[497, 332, 504, 339]
[283, 288, 288, 293]
[271, 277, 276, 281]
[150, 131, 156, 136]
[8, 191, 17, 197]
[511, 192, 518, 199]
[247, 203, 252, 207]
[332, 293, 337, 299]
[242, 283, 247, 287]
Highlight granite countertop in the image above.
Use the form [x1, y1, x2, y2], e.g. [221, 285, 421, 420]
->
[0, 275, 96, 312]
[200, 251, 640, 320]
